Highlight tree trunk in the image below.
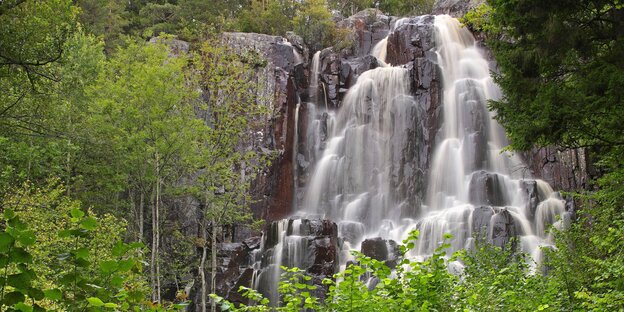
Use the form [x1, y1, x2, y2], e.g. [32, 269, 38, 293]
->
[151, 152, 162, 303]
[155, 152, 161, 303]
[150, 185, 157, 302]
[66, 138, 71, 196]
[211, 220, 218, 312]
[200, 217, 207, 312]
[139, 191, 144, 242]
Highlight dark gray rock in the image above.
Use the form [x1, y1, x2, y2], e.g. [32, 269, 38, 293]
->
[361, 237, 389, 261]
[522, 147, 592, 193]
[491, 208, 516, 249]
[468, 170, 509, 207]
[472, 205, 494, 239]
[520, 180, 539, 219]
[386, 15, 436, 66]
[361, 237, 401, 268]
[337, 9, 392, 57]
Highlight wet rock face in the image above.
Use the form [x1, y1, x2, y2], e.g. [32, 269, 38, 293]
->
[188, 238, 263, 310]
[469, 205, 517, 248]
[337, 9, 392, 57]
[361, 237, 401, 268]
[520, 180, 540, 219]
[468, 170, 509, 207]
[222, 32, 307, 221]
[386, 16, 441, 189]
[256, 219, 339, 301]
[472, 205, 494, 238]
[522, 147, 592, 193]
[491, 208, 516, 249]
[386, 15, 436, 66]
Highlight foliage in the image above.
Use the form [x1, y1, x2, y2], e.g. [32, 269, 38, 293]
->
[328, 0, 374, 17]
[0, 181, 186, 311]
[294, 0, 337, 52]
[477, 0, 624, 154]
[459, 2, 497, 33]
[463, 1, 624, 310]
[191, 38, 270, 228]
[546, 165, 624, 310]
[378, 0, 435, 17]
[211, 232, 457, 311]
[455, 241, 563, 311]
[76, 0, 128, 52]
[238, 0, 299, 36]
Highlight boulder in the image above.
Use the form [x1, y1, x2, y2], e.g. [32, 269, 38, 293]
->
[361, 237, 401, 268]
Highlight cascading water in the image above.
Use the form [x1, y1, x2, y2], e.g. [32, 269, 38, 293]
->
[254, 14, 571, 303]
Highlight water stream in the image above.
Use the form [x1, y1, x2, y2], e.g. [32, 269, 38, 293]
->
[254, 14, 570, 303]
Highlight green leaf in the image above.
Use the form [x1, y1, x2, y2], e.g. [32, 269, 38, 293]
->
[111, 241, 126, 256]
[117, 259, 134, 272]
[73, 257, 91, 267]
[4, 208, 15, 220]
[3, 291, 25, 305]
[15, 230, 36, 246]
[10, 248, 33, 264]
[0, 232, 15, 252]
[100, 260, 118, 273]
[103, 303, 118, 308]
[27, 287, 45, 301]
[75, 247, 89, 260]
[58, 229, 72, 238]
[8, 273, 32, 290]
[80, 217, 98, 231]
[8, 218, 28, 231]
[44, 289, 63, 301]
[70, 208, 85, 219]
[14, 302, 33, 312]
[87, 297, 105, 307]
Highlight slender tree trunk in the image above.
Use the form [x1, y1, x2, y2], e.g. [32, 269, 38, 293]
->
[200, 216, 207, 312]
[151, 185, 157, 303]
[66, 138, 71, 196]
[155, 152, 161, 303]
[151, 152, 162, 303]
[139, 191, 144, 242]
[211, 220, 218, 312]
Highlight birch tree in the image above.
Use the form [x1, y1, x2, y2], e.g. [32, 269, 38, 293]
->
[192, 39, 269, 312]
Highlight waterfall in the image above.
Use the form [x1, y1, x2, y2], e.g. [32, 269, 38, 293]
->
[254, 14, 570, 303]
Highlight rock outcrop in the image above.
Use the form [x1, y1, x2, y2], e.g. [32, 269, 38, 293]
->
[256, 219, 339, 301]
[221, 33, 306, 221]
[522, 147, 592, 193]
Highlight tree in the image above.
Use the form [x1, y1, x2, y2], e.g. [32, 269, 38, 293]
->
[294, 0, 336, 52]
[192, 39, 269, 312]
[87, 37, 202, 303]
[0, 0, 76, 140]
[238, 0, 300, 36]
[462, 1, 624, 309]
[75, 0, 128, 52]
[328, 0, 374, 17]
[377, 0, 435, 16]
[477, 0, 624, 153]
